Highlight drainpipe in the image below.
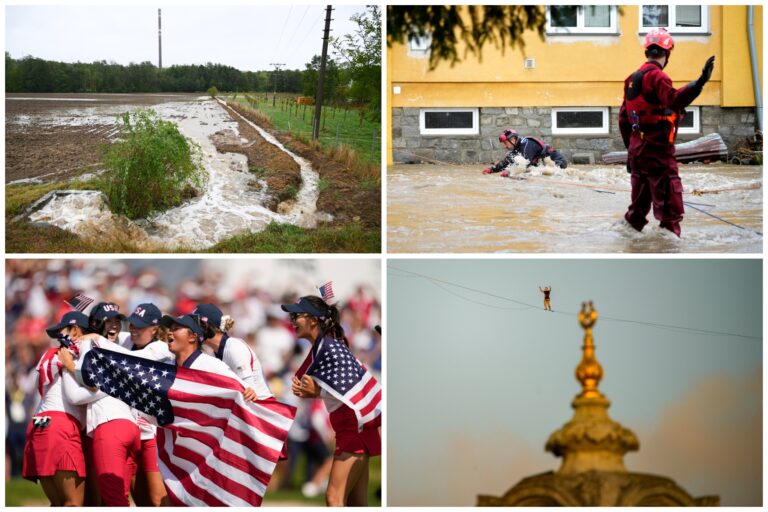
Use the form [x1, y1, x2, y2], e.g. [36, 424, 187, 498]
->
[747, 6, 763, 132]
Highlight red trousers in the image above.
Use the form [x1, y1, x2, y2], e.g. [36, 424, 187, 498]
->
[624, 154, 684, 236]
[92, 419, 140, 506]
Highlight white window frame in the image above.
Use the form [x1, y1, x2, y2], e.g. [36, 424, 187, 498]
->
[546, 6, 618, 34]
[638, 5, 709, 34]
[419, 108, 479, 136]
[677, 106, 700, 134]
[408, 31, 431, 54]
[551, 107, 610, 135]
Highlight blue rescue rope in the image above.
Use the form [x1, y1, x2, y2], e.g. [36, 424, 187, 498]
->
[683, 201, 763, 236]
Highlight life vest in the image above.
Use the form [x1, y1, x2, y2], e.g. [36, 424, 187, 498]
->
[520, 137, 553, 165]
[624, 63, 681, 146]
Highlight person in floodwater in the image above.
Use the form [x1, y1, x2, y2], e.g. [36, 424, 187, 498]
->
[539, 286, 552, 311]
[620, 28, 715, 237]
[483, 129, 567, 176]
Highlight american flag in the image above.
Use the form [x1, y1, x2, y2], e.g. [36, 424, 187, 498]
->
[80, 346, 295, 506]
[319, 281, 335, 302]
[64, 293, 94, 312]
[296, 337, 381, 432]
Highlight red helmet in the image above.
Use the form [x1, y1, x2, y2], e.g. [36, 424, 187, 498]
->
[499, 129, 519, 143]
[644, 28, 674, 51]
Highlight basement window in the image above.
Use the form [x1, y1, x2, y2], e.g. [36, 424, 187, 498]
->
[552, 107, 610, 135]
[547, 6, 618, 34]
[419, 108, 479, 136]
[640, 5, 709, 34]
[677, 106, 700, 134]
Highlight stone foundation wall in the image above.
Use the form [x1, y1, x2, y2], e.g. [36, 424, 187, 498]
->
[391, 106, 758, 165]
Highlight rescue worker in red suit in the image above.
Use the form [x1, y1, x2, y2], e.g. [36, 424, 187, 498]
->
[619, 28, 715, 236]
[483, 129, 568, 176]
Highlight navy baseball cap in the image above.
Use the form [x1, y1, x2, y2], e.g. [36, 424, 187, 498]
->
[281, 296, 328, 318]
[160, 314, 205, 342]
[90, 302, 126, 322]
[128, 303, 162, 328]
[193, 303, 222, 328]
[46, 311, 90, 338]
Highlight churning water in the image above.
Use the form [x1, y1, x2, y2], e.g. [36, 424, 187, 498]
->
[387, 163, 762, 253]
[14, 96, 325, 249]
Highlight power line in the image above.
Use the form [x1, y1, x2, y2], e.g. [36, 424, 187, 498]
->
[285, 6, 311, 52]
[272, 6, 294, 62]
[295, 9, 325, 52]
[390, 266, 761, 341]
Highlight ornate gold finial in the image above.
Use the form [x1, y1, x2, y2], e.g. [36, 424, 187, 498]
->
[575, 301, 604, 398]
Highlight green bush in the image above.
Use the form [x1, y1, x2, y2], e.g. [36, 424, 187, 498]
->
[207, 86, 219, 98]
[103, 109, 203, 219]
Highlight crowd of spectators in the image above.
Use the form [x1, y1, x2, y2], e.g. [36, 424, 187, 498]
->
[5, 259, 381, 496]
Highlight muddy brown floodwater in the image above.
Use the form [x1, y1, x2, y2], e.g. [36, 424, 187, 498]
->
[387, 163, 762, 253]
[6, 93, 200, 184]
[6, 93, 327, 249]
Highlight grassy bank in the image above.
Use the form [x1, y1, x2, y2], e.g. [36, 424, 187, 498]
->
[6, 454, 381, 505]
[7, 180, 379, 253]
[228, 93, 381, 164]
[208, 222, 380, 253]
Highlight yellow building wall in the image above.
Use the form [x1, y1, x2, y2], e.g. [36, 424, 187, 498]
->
[387, 5, 762, 164]
[721, 5, 762, 107]
[389, 5, 749, 107]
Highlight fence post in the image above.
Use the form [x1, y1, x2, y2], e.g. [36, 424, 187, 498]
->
[335, 123, 340, 149]
[370, 128, 377, 164]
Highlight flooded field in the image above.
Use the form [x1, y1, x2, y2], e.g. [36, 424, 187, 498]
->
[6, 93, 324, 249]
[387, 163, 762, 253]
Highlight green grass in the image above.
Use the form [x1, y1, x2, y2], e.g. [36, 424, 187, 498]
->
[228, 93, 381, 163]
[7, 182, 378, 253]
[6, 477, 47, 506]
[209, 221, 380, 253]
[264, 453, 381, 506]
[6, 177, 106, 217]
[319, 178, 331, 193]
[249, 166, 268, 179]
[6, 456, 381, 506]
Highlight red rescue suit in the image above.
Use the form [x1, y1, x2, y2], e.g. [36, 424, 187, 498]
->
[618, 61, 703, 236]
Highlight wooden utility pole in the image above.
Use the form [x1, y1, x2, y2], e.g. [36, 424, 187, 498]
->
[158, 9, 162, 69]
[269, 63, 285, 107]
[312, 5, 333, 141]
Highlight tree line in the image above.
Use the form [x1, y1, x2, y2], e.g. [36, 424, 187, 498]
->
[5, 53, 289, 94]
[7, 53, 377, 109]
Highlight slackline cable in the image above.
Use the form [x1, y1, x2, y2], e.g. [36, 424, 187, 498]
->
[390, 267, 760, 341]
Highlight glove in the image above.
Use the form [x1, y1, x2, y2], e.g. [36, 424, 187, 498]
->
[696, 56, 715, 88]
[483, 168, 492, 174]
[500, 170, 510, 177]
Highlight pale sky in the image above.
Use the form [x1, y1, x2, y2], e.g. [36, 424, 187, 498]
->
[5, 4, 373, 71]
[387, 259, 762, 506]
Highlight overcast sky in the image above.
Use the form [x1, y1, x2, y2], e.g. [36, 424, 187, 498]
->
[5, 4, 373, 71]
[388, 259, 762, 506]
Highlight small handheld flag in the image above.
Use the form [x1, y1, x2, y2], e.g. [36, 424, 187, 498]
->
[65, 293, 95, 312]
[319, 281, 335, 302]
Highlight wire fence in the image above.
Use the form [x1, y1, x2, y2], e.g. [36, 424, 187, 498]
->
[230, 93, 381, 164]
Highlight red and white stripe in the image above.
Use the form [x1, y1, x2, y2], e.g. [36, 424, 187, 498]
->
[347, 367, 382, 430]
[157, 367, 294, 506]
[36, 348, 62, 398]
